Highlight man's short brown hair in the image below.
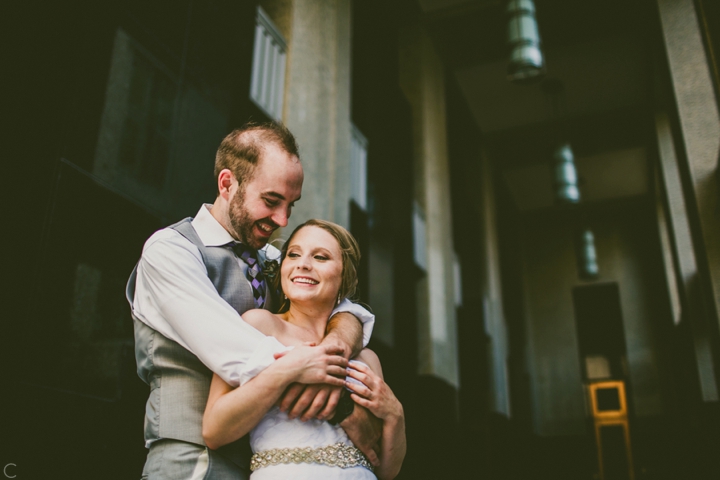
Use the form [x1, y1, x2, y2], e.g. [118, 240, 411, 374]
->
[214, 121, 300, 193]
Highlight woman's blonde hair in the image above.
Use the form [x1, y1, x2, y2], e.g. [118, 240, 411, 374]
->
[275, 219, 361, 310]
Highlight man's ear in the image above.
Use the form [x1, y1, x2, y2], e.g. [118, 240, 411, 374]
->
[217, 169, 236, 200]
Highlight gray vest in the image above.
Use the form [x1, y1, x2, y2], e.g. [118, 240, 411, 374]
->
[127, 217, 278, 468]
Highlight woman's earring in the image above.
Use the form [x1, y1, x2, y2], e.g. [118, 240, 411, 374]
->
[284, 293, 287, 300]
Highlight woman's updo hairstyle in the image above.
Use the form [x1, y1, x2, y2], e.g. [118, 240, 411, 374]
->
[275, 219, 361, 310]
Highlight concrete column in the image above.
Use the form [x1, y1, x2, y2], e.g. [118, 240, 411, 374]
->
[399, 24, 459, 387]
[479, 153, 511, 415]
[270, 0, 353, 228]
[655, 111, 719, 401]
[657, 0, 720, 333]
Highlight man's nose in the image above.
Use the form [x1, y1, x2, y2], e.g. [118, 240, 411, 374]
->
[271, 207, 289, 227]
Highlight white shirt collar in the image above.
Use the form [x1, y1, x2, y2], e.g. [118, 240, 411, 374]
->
[191, 204, 235, 247]
[191, 204, 276, 257]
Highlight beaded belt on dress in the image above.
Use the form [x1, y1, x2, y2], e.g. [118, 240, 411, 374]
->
[250, 442, 374, 472]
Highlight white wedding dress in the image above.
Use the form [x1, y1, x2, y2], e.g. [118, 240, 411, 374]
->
[249, 406, 376, 479]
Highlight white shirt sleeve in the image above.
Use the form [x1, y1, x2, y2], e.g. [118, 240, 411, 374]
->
[332, 299, 375, 347]
[130, 229, 289, 387]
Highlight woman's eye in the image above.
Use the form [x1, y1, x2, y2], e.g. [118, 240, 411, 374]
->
[314, 255, 328, 261]
[287, 252, 300, 258]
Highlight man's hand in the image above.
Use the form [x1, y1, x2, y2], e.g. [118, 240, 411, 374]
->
[274, 312, 363, 421]
[279, 384, 343, 421]
[340, 404, 383, 467]
[324, 312, 363, 359]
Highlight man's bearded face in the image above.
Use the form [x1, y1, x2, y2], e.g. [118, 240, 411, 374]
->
[228, 185, 278, 250]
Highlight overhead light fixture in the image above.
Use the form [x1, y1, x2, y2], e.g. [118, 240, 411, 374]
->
[553, 143, 580, 204]
[507, 0, 545, 83]
[578, 229, 599, 279]
[540, 79, 580, 204]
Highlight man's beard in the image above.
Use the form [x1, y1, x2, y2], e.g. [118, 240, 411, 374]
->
[229, 190, 274, 249]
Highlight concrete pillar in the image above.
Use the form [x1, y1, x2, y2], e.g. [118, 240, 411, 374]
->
[266, 0, 353, 228]
[657, 0, 720, 334]
[399, 23, 459, 387]
[655, 111, 719, 401]
[479, 153, 511, 415]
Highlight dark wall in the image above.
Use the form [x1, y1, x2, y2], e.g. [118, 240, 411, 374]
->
[3, 1, 260, 478]
[351, 1, 468, 479]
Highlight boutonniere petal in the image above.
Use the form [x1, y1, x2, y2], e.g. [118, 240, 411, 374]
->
[262, 259, 280, 280]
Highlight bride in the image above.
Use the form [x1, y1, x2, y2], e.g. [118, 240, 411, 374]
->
[202, 219, 406, 479]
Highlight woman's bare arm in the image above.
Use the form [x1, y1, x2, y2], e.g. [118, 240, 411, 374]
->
[202, 309, 348, 449]
[203, 365, 293, 449]
[345, 350, 406, 480]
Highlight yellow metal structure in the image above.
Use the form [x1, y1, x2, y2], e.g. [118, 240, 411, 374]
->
[588, 381, 635, 480]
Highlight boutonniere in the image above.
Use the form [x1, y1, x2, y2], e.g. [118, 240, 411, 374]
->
[262, 259, 280, 280]
[261, 245, 282, 281]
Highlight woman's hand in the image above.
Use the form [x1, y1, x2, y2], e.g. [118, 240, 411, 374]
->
[274, 344, 348, 387]
[344, 360, 403, 421]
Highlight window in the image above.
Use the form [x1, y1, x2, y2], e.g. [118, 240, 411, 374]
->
[453, 252, 463, 307]
[118, 48, 176, 188]
[350, 124, 368, 210]
[413, 202, 427, 271]
[250, 6, 287, 120]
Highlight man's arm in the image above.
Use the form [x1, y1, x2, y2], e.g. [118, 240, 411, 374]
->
[333, 299, 375, 348]
[324, 312, 364, 358]
[339, 402, 383, 467]
[130, 229, 284, 386]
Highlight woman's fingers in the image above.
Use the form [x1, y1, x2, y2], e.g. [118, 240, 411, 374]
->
[326, 365, 347, 378]
[345, 367, 372, 388]
[327, 355, 349, 368]
[349, 392, 372, 409]
[345, 380, 372, 399]
[324, 375, 346, 388]
[348, 360, 369, 372]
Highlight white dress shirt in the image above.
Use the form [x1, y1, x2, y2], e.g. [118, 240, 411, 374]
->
[130, 204, 375, 387]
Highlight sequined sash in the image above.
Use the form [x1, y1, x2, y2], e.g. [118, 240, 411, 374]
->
[250, 442, 374, 472]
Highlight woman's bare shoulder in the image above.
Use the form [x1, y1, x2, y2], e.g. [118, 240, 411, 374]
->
[241, 309, 284, 336]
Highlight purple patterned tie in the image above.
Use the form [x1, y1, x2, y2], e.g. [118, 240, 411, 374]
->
[233, 243, 267, 309]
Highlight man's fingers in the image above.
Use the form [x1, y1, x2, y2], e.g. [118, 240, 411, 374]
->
[359, 445, 380, 467]
[319, 388, 342, 419]
[321, 343, 347, 357]
[289, 385, 320, 419]
[326, 354, 349, 368]
[323, 386, 341, 414]
[301, 388, 329, 421]
[279, 383, 305, 412]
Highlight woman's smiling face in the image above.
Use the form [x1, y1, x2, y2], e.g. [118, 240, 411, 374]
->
[281, 225, 343, 307]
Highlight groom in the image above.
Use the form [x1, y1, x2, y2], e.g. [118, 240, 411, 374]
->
[127, 122, 379, 479]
